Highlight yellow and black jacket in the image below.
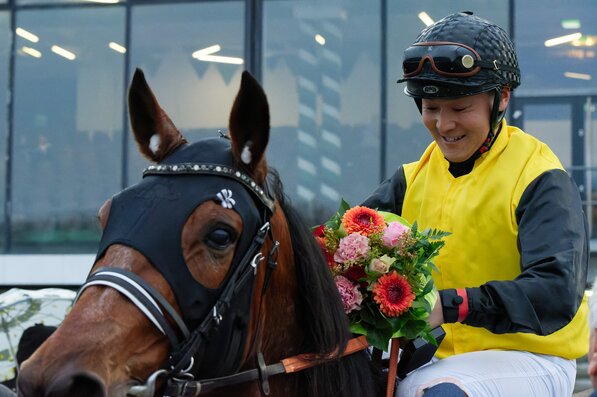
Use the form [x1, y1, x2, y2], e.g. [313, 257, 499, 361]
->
[363, 120, 589, 359]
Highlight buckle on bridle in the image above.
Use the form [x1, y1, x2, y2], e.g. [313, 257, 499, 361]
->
[251, 253, 264, 268]
[212, 307, 223, 326]
[127, 369, 168, 397]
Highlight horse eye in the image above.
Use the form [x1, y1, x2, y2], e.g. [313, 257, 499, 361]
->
[205, 227, 236, 249]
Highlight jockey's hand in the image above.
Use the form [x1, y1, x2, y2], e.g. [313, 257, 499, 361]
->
[428, 288, 444, 328]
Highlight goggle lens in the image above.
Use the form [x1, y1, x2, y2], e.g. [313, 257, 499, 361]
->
[402, 42, 481, 77]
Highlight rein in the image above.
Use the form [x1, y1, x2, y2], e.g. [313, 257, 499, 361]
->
[156, 336, 370, 397]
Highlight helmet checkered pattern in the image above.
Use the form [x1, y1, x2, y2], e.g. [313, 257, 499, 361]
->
[403, 12, 520, 97]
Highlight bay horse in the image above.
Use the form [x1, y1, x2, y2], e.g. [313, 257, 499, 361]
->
[16, 69, 383, 397]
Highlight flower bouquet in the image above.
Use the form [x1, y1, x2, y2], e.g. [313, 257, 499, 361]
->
[313, 200, 449, 351]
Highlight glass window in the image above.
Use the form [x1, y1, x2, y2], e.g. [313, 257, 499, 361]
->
[385, 2, 509, 177]
[127, 2, 244, 185]
[590, 97, 597, 239]
[515, 0, 597, 96]
[523, 103, 572, 167]
[12, 7, 125, 252]
[0, 11, 9, 250]
[17, 0, 124, 4]
[264, 0, 381, 223]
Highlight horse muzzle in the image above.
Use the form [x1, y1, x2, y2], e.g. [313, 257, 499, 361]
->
[18, 370, 106, 397]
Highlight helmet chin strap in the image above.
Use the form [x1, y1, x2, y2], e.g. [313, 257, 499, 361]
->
[476, 87, 505, 156]
[414, 98, 423, 114]
[490, 87, 505, 134]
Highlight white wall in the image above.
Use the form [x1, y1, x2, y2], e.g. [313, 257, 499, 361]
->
[0, 255, 94, 286]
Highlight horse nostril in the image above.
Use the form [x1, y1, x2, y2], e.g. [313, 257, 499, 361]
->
[47, 371, 106, 397]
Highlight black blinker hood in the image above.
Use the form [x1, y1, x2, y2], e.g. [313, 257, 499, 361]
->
[95, 137, 267, 376]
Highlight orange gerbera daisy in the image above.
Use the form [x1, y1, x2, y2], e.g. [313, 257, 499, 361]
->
[373, 271, 415, 317]
[342, 206, 385, 236]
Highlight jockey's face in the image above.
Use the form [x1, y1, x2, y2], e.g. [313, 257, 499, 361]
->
[421, 88, 510, 163]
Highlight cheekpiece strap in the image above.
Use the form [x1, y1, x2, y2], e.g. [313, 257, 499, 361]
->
[143, 163, 275, 213]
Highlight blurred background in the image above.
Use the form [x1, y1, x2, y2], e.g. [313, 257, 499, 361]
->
[0, 0, 594, 389]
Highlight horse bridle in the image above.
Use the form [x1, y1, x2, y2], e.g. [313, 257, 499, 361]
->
[75, 161, 368, 397]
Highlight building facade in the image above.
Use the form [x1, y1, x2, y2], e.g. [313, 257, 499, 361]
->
[0, 0, 595, 286]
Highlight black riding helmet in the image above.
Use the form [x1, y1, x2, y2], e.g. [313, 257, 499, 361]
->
[398, 11, 520, 132]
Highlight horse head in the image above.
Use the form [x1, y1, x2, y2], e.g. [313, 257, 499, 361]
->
[17, 69, 381, 397]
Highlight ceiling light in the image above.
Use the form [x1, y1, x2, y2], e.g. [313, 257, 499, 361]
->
[315, 34, 326, 45]
[51, 45, 76, 60]
[21, 46, 41, 58]
[571, 35, 596, 47]
[192, 45, 221, 58]
[16, 28, 39, 43]
[194, 54, 243, 65]
[108, 41, 126, 54]
[418, 12, 434, 27]
[545, 32, 582, 47]
[561, 19, 581, 29]
[192, 44, 243, 64]
[82, 0, 120, 3]
[564, 71, 591, 80]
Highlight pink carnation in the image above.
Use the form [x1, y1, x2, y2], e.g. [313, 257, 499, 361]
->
[334, 233, 370, 264]
[335, 275, 363, 313]
[382, 222, 410, 248]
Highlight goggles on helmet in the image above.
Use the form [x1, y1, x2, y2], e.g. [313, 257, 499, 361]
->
[402, 42, 483, 78]
[401, 41, 519, 80]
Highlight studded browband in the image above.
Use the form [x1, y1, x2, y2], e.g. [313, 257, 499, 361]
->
[143, 163, 275, 213]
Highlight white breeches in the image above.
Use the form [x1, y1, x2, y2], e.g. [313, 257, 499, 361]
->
[395, 350, 576, 397]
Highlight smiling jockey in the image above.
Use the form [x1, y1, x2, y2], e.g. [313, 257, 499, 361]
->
[363, 11, 589, 397]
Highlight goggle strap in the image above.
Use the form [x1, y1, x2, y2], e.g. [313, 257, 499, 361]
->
[475, 60, 519, 74]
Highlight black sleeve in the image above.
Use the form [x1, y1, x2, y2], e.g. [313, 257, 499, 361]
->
[361, 167, 407, 214]
[459, 169, 589, 334]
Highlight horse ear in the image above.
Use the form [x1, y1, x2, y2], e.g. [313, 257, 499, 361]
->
[228, 71, 270, 184]
[128, 68, 187, 162]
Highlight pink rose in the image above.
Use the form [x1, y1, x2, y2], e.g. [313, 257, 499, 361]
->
[382, 222, 410, 248]
[335, 275, 363, 313]
[334, 233, 370, 264]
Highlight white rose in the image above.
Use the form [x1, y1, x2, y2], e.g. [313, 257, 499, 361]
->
[368, 255, 394, 274]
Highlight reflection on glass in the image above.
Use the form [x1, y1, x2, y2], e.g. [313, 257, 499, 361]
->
[264, 0, 381, 224]
[0, 12, 9, 250]
[515, 0, 597, 95]
[127, 2, 244, 185]
[386, 2, 508, 177]
[523, 104, 572, 167]
[12, 7, 125, 252]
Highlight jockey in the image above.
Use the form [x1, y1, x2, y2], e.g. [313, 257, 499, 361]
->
[363, 11, 589, 397]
